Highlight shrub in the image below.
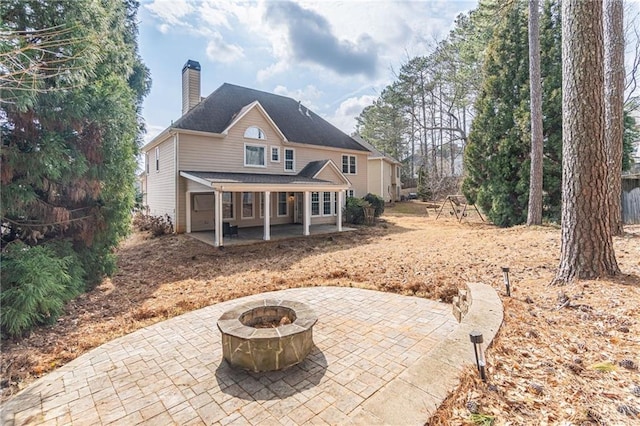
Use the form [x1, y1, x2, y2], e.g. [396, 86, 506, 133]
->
[363, 193, 385, 217]
[1, 241, 84, 338]
[133, 212, 173, 237]
[344, 197, 371, 225]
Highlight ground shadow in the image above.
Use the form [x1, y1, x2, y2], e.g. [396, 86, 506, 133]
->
[214, 345, 327, 401]
[612, 273, 640, 288]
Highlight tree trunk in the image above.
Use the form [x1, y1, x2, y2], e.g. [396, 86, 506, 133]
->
[554, 0, 620, 284]
[527, 0, 544, 226]
[604, 0, 625, 236]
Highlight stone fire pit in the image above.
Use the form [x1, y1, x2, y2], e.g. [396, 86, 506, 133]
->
[217, 299, 317, 372]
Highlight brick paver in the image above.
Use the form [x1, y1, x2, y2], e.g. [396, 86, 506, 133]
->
[0, 286, 496, 425]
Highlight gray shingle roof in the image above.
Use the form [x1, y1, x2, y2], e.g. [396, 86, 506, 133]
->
[352, 134, 400, 163]
[297, 160, 330, 178]
[173, 83, 368, 152]
[181, 171, 331, 185]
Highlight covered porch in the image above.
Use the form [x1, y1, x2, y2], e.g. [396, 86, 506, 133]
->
[181, 164, 351, 247]
[187, 223, 356, 247]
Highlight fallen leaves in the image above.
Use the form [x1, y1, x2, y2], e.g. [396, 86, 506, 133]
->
[1, 206, 639, 425]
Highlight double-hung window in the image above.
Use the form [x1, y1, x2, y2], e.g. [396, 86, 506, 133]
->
[242, 192, 254, 219]
[244, 144, 266, 167]
[145, 152, 149, 174]
[342, 155, 356, 174]
[323, 192, 332, 215]
[284, 148, 295, 172]
[277, 192, 288, 216]
[222, 192, 234, 219]
[311, 192, 320, 216]
[271, 147, 280, 162]
[155, 147, 160, 172]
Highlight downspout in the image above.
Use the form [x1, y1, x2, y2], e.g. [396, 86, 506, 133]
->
[174, 132, 179, 233]
[380, 160, 384, 201]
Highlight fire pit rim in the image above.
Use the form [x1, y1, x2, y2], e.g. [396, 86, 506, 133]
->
[217, 299, 318, 340]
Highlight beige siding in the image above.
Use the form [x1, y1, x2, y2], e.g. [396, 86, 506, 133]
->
[367, 159, 400, 202]
[382, 161, 393, 202]
[177, 107, 368, 196]
[145, 137, 176, 223]
[368, 159, 383, 199]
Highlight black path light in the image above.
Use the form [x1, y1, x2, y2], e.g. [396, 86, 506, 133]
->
[501, 267, 511, 296]
[469, 331, 487, 381]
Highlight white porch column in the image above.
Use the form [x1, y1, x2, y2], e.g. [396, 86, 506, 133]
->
[186, 191, 192, 233]
[337, 191, 343, 232]
[303, 191, 310, 236]
[214, 190, 223, 247]
[263, 191, 271, 241]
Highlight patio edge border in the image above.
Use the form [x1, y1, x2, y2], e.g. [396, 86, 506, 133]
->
[353, 282, 504, 425]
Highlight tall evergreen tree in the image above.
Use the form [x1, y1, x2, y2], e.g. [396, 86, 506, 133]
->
[462, 0, 531, 227]
[1, 0, 150, 336]
[539, 0, 563, 222]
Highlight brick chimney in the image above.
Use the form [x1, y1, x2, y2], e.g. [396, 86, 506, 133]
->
[182, 59, 201, 115]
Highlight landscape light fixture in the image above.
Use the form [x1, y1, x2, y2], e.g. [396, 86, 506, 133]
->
[501, 267, 511, 296]
[469, 331, 487, 381]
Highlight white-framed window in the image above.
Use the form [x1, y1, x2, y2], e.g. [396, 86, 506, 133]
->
[242, 192, 254, 219]
[271, 146, 280, 162]
[323, 192, 332, 215]
[311, 192, 320, 216]
[396, 166, 400, 178]
[259, 193, 264, 218]
[155, 147, 160, 172]
[145, 152, 149, 174]
[284, 148, 295, 172]
[277, 192, 288, 216]
[244, 126, 266, 140]
[342, 155, 356, 174]
[223, 192, 234, 219]
[346, 189, 355, 199]
[244, 143, 266, 167]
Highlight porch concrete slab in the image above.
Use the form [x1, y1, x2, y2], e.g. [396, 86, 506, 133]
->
[1, 285, 503, 425]
[188, 224, 356, 247]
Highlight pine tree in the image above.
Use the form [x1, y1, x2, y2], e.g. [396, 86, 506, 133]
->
[554, 0, 619, 283]
[1, 0, 150, 336]
[463, 1, 531, 227]
[539, 0, 563, 222]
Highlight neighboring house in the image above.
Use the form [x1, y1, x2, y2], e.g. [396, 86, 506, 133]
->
[352, 135, 402, 202]
[141, 60, 370, 246]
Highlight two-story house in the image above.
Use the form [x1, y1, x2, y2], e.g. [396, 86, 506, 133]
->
[141, 60, 370, 247]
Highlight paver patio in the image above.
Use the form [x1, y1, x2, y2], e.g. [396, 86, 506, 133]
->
[0, 285, 502, 425]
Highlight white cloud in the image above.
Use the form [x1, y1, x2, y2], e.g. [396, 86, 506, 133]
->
[325, 95, 377, 134]
[272, 84, 323, 109]
[257, 61, 289, 82]
[205, 32, 245, 63]
[145, 0, 194, 26]
[143, 124, 166, 145]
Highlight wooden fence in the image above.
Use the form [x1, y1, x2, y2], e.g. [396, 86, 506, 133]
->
[622, 177, 640, 224]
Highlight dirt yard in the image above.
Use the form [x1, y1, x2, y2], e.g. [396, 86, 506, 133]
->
[1, 202, 639, 424]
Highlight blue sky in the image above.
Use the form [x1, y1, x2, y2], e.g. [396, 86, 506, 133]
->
[138, 0, 478, 143]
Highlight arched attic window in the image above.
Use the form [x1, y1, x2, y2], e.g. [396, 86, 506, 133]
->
[244, 126, 266, 140]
